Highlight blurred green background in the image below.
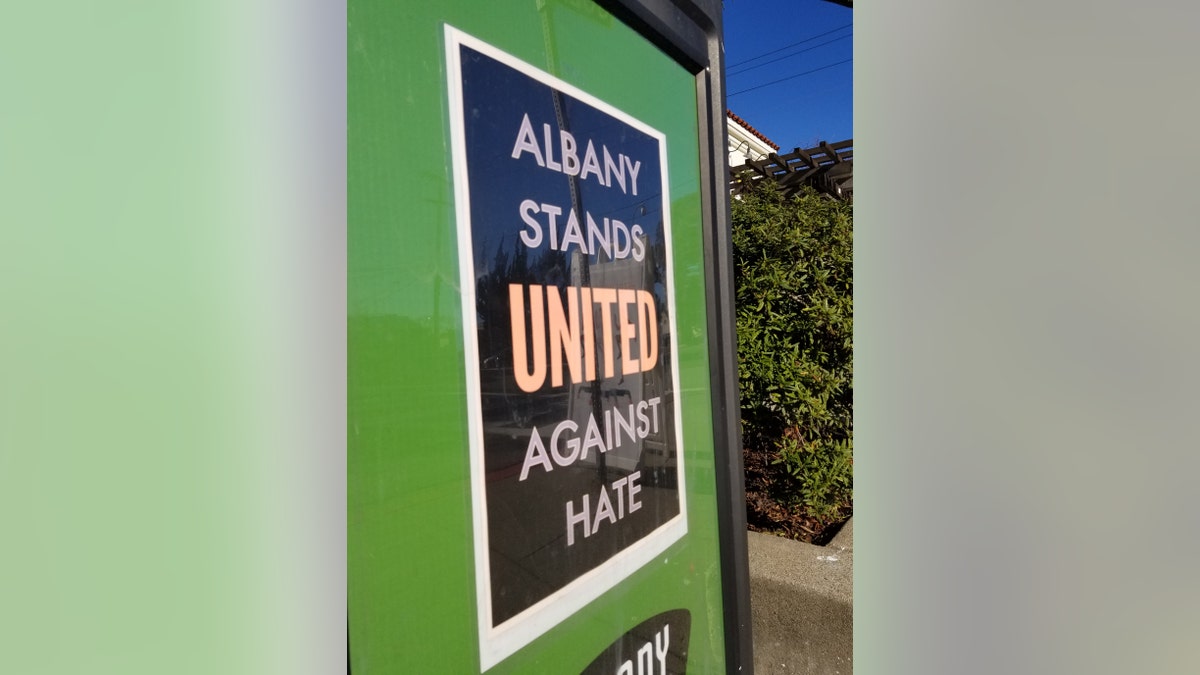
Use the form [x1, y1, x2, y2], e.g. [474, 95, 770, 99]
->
[0, 2, 344, 672]
[5, 1, 1200, 674]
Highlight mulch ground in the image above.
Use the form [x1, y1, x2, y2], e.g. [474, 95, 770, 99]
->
[743, 445, 851, 545]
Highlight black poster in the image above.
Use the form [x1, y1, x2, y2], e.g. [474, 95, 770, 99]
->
[446, 27, 687, 667]
[581, 610, 691, 675]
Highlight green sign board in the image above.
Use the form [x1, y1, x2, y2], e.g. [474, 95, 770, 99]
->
[350, 1, 747, 672]
[445, 25, 691, 664]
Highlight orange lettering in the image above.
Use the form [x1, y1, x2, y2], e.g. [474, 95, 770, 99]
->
[510, 284, 547, 392]
[547, 286, 582, 387]
[591, 288, 618, 379]
[618, 289, 640, 376]
[637, 290, 658, 370]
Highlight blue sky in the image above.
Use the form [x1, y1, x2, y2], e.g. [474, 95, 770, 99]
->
[722, 0, 853, 151]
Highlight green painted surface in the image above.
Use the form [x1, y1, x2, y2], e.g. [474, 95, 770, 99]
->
[349, 1, 723, 671]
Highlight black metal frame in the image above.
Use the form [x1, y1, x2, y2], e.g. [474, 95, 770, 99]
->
[595, 1, 753, 672]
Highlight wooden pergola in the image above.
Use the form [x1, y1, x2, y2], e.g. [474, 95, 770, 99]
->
[729, 138, 852, 200]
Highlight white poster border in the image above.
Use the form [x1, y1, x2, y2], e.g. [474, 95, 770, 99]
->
[443, 24, 690, 671]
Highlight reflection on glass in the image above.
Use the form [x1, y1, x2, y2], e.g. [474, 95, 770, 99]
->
[461, 44, 682, 625]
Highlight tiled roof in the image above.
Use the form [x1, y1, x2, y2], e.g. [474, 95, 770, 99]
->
[727, 109, 780, 151]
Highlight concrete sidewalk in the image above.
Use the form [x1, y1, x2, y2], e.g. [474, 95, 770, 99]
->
[747, 519, 853, 675]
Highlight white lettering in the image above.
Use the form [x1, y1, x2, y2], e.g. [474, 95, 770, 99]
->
[588, 213, 611, 260]
[580, 139, 604, 185]
[623, 155, 642, 196]
[510, 115, 647, 195]
[613, 403, 636, 448]
[603, 146, 624, 194]
[565, 470, 645, 546]
[519, 428, 552, 481]
[518, 199, 542, 248]
[581, 414, 605, 459]
[615, 625, 671, 675]
[611, 476, 628, 519]
[542, 123, 562, 171]
[560, 208, 586, 252]
[550, 419, 581, 467]
[611, 219, 631, 260]
[566, 494, 590, 546]
[517, 399, 664, 479]
[511, 113, 544, 166]
[630, 224, 645, 261]
[517, 200, 651, 261]
[655, 625, 669, 673]
[560, 129, 580, 176]
[592, 484, 617, 531]
[637, 642, 653, 674]
[543, 203, 562, 250]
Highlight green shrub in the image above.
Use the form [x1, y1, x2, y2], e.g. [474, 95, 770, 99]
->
[732, 180, 853, 523]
